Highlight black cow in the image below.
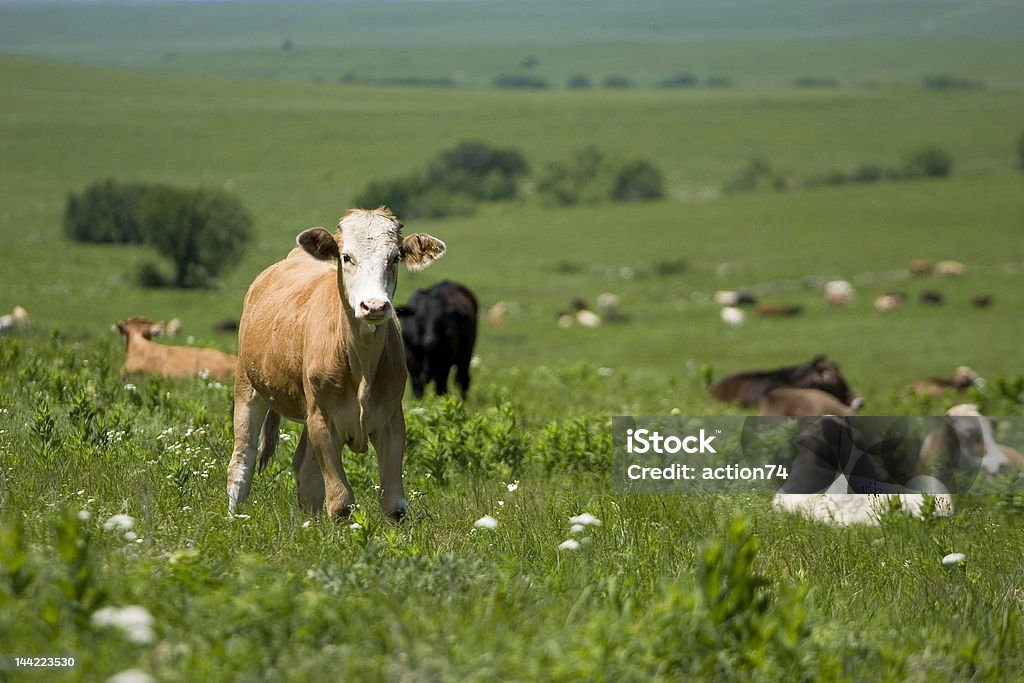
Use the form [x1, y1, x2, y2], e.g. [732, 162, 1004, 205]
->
[396, 280, 479, 399]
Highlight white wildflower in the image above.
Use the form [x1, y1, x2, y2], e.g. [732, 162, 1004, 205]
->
[558, 539, 581, 551]
[103, 514, 135, 532]
[123, 384, 137, 393]
[92, 605, 156, 644]
[106, 669, 156, 683]
[506, 481, 519, 493]
[570, 523, 585, 534]
[77, 510, 92, 522]
[349, 522, 363, 530]
[474, 515, 499, 530]
[302, 520, 312, 529]
[942, 552, 966, 567]
[568, 513, 602, 527]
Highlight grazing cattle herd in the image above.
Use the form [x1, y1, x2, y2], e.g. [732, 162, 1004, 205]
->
[2, 209, 1018, 524]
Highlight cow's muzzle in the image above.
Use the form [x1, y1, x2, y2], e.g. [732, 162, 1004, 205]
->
[358, 298, 391, 322]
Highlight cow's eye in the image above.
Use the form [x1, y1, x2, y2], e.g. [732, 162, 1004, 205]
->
[391, 253, 401, 266]
[341, 253, 352, 264]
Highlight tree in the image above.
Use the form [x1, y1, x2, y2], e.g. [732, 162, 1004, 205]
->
[136, 186, 253, 289]
[63, 178, 150, 244]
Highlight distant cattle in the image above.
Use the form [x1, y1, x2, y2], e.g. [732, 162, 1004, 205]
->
[213, 318, 240, 333]
[918, 404, 1024, 477]
[720, 306, 745, 326]
[919, 290, 944, 305]
[116, 316, 236, 381]
[971, 294, 993, 308]
[902, 366, 979, 399]
[714, 290, 757, 307]
[226, 208, 445, 520]
[874, 293, 905, 312]
[759, 387, 859, 417]
[709, 354, 858, 409]
[935, 260, 966, 277]
[396, 280, 478, 399]
[909, 259, 934, 276]
[0, 306, 29, 334]
[756, 303, 803, 317]
[825, 280, 854, 306]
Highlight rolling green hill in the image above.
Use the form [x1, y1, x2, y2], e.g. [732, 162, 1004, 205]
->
[0, 54, 1022, 402]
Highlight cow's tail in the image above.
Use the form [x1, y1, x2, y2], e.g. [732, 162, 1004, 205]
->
[257, 410, 281, 473]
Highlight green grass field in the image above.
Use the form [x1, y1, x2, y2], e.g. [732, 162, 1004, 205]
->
[2, 1, 1024, 679]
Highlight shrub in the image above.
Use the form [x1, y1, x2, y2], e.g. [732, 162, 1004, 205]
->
[793, 77, 839, 88]
[602, 75, 633, 89]
[659, 73, 698, 88]
[352, 141, 528, 219]
[905, 147, 953, 178]
[923, 74, 983, 91]
[566, 74, 592, 89]
[135, 186, 253, 289]
[724, 158, 786, 194]
[492, 74, 549, 89]
[612, 160, 665, 201]
[538, 147, 665, 205]
[427, 140, 529, 201]
[536, 147, 614, 206]
[63, 179, 150, 244]
[705, 76, 734, 88]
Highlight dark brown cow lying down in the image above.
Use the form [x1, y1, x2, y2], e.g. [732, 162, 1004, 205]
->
[709, 354, 858, 409]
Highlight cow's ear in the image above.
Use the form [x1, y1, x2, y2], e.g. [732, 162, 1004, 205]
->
[395, 305, 414, 318]
[297, 227, 340, 261]
[401, 234, 446, 272]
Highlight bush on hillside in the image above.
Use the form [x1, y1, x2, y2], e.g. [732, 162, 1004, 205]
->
[904, 146, 953, 178]
[492, 74, 549, 89]
[537, 147, 665, 206]
[612, 160, 665, 201]
[63, 179, 151, 244]
[566, 74, 593, 89]
[352, 141, 529, 220]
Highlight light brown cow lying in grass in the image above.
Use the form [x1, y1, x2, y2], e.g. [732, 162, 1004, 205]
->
[116, 316, 236, 381]
[226, 207, 445, 520]
[758, 387, 861, 417]
[902, 366, 979, 399]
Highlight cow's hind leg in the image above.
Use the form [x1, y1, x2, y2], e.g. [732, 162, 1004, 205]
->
[227, 375, 270, 514]
[307, 410, 355, 519]
[291, 426, 325, 515]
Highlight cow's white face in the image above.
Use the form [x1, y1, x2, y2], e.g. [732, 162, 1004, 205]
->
[298, 208, 446, 327]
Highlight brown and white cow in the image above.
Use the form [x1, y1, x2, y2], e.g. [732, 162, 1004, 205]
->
[116, 316, 236, 381]
[917, 404, 1024, 476]
[226, 208, 445, 520]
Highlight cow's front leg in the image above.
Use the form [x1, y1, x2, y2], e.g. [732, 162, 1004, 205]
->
[371, 410, 408, 520]
[307, 410, 355, 518]
[291, 427, 325, 515]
